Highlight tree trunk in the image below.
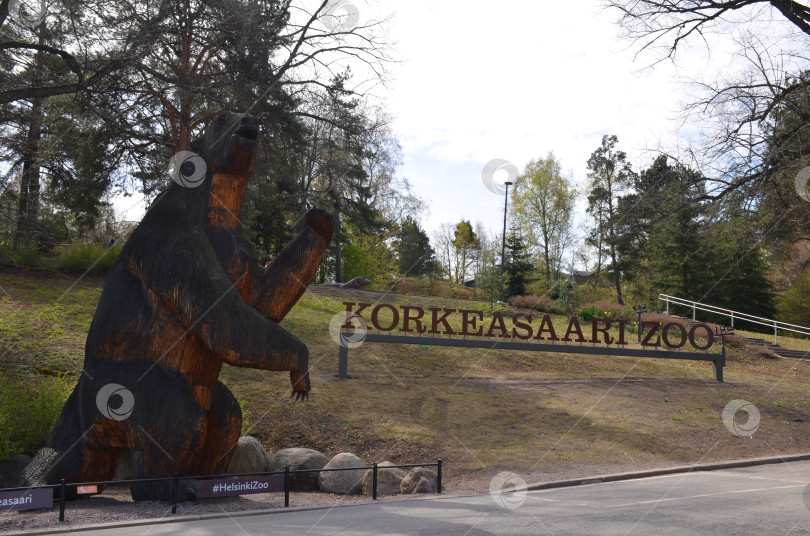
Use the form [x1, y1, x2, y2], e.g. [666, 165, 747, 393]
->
[334, 216, 343, 283]
[610, 240, 623, 305]
[607, 206, 624, 305]
[178, 12, 192, 151]
[13, 46, 45, 250]
[606, 174, 623, 305]
[335, 240, 343, 283]
[594, 210, 603, 291]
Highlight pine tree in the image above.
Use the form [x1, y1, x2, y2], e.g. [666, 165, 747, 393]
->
[586, 135, 635, 305]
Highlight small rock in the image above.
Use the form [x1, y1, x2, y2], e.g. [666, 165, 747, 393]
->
[267, 448, 328, 491]
[400, 467, 438, 494]
[362, 461, 406, 496]
[227, 436, 271, 475]
[318, 453, 366, 495]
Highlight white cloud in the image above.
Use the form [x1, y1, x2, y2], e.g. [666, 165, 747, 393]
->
[377, 0, 690, 237]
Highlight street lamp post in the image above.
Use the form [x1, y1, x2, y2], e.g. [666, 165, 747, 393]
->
[498, 181, 513, 304]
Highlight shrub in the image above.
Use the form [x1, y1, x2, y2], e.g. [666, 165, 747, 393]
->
[578, 305, 601, 321]
[525, 280, 549, 297]
[570, 285, 617, 304]
[0, 375, 71, 460]
[508, 294, 552, 312]
[592, 301, 632, 321]
[547, 279, 572, 300]
[0, 244, 44, 269]
[551, 299, 574, 316]
[57, 242, 121, 275]
[778, 267, 810, 327]
[577, 301, 630, 322]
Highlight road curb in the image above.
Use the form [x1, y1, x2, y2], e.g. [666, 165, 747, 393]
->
[524, 453, 810, 491]
[2, 493, 470, 535]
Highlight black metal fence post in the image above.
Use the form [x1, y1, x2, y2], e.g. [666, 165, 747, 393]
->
[437, 460, 442, 494]
[171, 474, 179, 514]
[339, 338, 349, 379]
[633, 305, 647, 343]
[714, 327, 731, 383]
[284, 466, 290, 507]
[59, 479, 65, 522]
[372, 462, 378, 500]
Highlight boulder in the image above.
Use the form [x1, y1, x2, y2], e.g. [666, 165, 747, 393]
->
[226, 436, 271, 475]
[342, 277, 372, 289]
[318, 453, 367, 495]
[400, 467, 438, 494]
[267, 448, 328, 491]
[0, 454, 30, 489]
[362, 461, 406, 496]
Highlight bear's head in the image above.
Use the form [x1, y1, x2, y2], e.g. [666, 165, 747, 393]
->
[189, 112, 259, 177]
[142, 112, 259, 227]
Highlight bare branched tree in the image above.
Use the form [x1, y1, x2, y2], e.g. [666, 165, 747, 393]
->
[604, 0, 810, 228]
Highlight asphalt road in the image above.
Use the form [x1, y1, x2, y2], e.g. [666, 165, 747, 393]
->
[56, 461, 810, 535]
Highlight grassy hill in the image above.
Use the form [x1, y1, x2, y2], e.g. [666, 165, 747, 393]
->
[1, 267, 809, 492]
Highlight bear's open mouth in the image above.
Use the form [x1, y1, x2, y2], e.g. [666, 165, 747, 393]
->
[235, 124, 258, 141]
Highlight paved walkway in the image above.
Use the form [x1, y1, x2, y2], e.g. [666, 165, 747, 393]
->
[48, 461, 810, 535]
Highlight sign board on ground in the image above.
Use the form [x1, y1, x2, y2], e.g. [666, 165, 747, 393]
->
[0, 488, 53, 512]
[195, 475, 284, 499]
[336, 302, 733, 382]
[76, 485, 98, 494]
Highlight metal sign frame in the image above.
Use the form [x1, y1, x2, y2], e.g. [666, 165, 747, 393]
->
[338, 332, 728, 382]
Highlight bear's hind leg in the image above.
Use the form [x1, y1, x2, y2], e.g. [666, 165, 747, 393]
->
[72, 448, 126, 495]
[187, 381, 242, 476]
[129, 434, 204, 502]
[127, 372, 207, 502]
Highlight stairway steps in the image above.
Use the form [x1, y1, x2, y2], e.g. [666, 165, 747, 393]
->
[774, 349, 810, 359]
[740, 337, 780, 348]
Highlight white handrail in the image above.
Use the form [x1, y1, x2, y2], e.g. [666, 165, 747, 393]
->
[658, 294, 810, 345]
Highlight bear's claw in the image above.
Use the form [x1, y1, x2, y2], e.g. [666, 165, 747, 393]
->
[290, 390, 309, 401]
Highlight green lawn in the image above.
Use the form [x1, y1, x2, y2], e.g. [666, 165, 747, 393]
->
[1, 268, 809, 491]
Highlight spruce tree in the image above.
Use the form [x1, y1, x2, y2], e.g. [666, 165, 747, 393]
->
[395, 216, 435, 277]
[504, 232, 534, 298]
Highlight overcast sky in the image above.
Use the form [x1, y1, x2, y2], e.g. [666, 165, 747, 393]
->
[377, 0, 691, 241]
[376, 1, 810, 246]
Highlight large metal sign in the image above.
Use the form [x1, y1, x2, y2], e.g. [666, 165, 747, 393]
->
[335, 302, 731, 382]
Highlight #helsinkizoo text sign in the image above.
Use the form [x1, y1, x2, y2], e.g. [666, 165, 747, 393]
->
[335, 302, 731, 382]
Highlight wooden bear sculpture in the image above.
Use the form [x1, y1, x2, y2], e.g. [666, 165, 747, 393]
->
[27, 112, 333, 501]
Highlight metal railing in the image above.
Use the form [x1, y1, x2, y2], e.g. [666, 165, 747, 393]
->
[0, 459, 442, 522]
[659, 294, 810, 345]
